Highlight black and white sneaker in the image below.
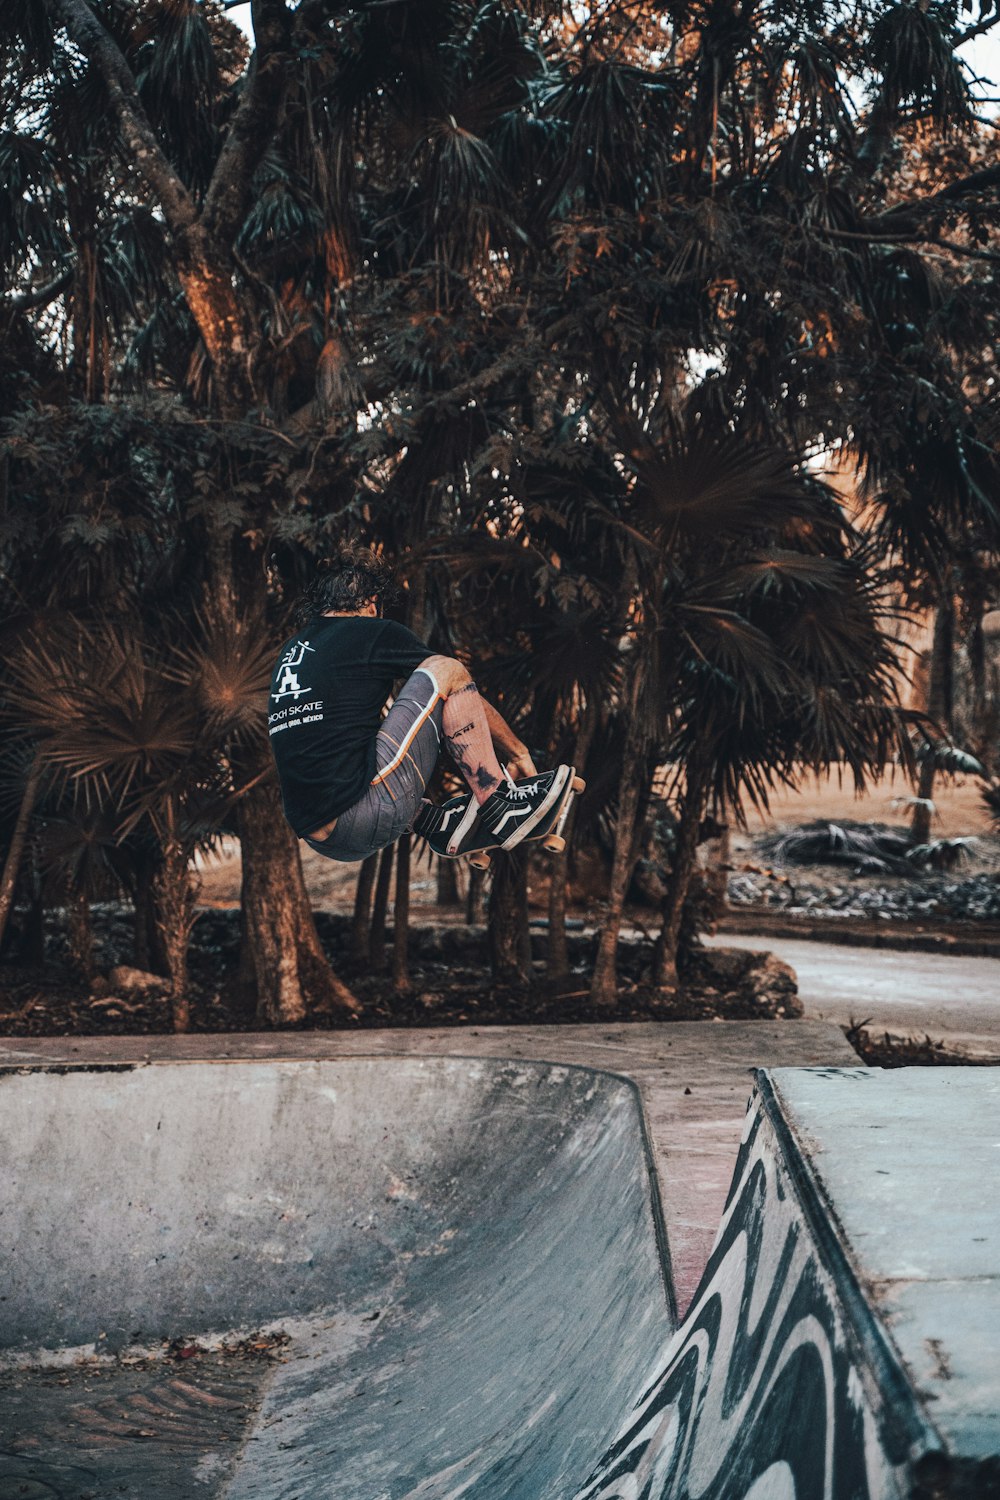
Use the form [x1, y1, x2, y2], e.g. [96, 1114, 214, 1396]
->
[477, 765, 572, 850]
[413, 792, 478, 855]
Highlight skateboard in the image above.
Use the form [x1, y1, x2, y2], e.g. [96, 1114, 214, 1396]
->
[428, 768, 586, 870]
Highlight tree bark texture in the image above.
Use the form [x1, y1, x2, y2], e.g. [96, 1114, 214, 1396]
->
[130, 851, 171, 975]
[911, 591, 955, 846]
[652, 765, 708, 991]
[910, 755, 938, 848]
[392, 834, 412, 994]
[66, 882, 95, 985]
[175, 226, 257, 412]
[436, 854, 461, 907]
[237, 780, 358, 1023]
[487, 849, 531, 985]
[153, 836, 198, 1033]
[369, 843, 394, 974]
[545, 849, 571, 981]
[546, 703, 596, 979]
[351, 852, 379, 962]
[466, 864, 485, 924]
[967, 601, 989, 765]
[0, 753, 42, 952]
[589, 715, 646, 1007]
[201, 0, 293, 245]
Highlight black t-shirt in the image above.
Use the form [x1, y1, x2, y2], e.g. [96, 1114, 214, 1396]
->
[268, 616, 430, 835]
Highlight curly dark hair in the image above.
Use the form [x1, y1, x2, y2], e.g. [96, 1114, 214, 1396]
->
[294, 545, 400, 627]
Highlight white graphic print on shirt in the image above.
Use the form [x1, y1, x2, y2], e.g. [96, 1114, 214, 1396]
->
[272, 640, 316, 701]
[269, 640, 324, 735]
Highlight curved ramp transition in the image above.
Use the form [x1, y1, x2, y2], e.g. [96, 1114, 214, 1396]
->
[0, 1058, 669, 1498]
[1, 1059, 997, 1499]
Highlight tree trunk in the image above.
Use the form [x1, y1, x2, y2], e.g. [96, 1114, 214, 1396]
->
[152, 837, 199, 1033]
[967, 600, 989, 767]
[910, 755, 938, 848]
[369, 844, 394, 975]
[705, 821, 731, 922]
[175, 229, 256, 414]
[911, 591, 954, 846]
[547, 703, 596, 980]
[0, 753, 42, 952]
[392, 834, 412, 994]
[466, 864, 485, 924]
[546, 848, 571, 981]
[488, 850, 531, 986]
[238, 780, 358, 1024]
[351, 853, 379, 962]
[66, 883, 96, 985]
[436, 855, 461, 907]
[131, 850, 171, 974]
[651, 766, 707, 992]
[590, 718, 646, 1008]
[237, 904, 257, 1011]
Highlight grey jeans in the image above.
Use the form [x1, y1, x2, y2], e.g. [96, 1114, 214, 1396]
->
[302, 667, 444, 863]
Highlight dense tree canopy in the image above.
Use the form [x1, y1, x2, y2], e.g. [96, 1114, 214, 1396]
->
[1, 0, 998, 1012]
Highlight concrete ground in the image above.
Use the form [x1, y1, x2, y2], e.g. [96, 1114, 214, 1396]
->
[5, 1025, 997, 1497]
[708, 933, 1000, 1059]
[0, 1019, 856, 1318]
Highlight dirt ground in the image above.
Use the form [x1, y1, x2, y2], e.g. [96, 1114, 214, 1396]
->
[736, 769, 990, 840]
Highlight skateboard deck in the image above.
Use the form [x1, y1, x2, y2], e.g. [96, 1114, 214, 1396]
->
[432, 769, 585, 870]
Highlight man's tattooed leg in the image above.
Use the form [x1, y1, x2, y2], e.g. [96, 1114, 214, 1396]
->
[441, 682, 504, 804]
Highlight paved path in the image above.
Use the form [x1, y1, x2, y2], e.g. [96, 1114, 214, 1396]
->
[709, 932, 1000, 1057]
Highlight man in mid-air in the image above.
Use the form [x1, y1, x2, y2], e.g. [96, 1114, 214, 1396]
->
[268, 545, 574, 864]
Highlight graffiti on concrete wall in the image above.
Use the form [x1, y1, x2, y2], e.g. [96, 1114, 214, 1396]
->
[573, 1084, 930, 1500]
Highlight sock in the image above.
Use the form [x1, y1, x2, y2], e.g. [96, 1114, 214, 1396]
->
[441, 682, 506, 806]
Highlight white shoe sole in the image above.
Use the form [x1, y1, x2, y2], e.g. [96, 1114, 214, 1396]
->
[445, 793, 483, 856]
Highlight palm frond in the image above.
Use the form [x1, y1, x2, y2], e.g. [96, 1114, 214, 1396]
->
[760, 819, 913, 873]
[134, 0, 223, 194]
[906, 836, 979, 871]
[633, 415, 831, 542]
[869, 3, 972, 128]
[161, 609, 274, 746]
[677, 607, 788, 707]
[915, 739, 986, 776]
[4, 620, 199, 815]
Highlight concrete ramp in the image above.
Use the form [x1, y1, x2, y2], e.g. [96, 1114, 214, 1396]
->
[0, 1058, 670, 1498]
[576, 1067, 1000, 1500]
[1, 1056, 998, 1499]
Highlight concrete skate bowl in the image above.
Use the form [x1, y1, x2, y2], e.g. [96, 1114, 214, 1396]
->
[1, 1059, 997, 1500]
[0, 1058, 670, 1498]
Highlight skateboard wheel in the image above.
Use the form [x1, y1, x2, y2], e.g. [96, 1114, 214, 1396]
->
[469, 851, 492, 870]
[571, 776, 586, 794]
[542, 834, 566, 854]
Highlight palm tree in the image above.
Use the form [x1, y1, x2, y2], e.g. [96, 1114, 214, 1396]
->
[3, 0, 1000, 1027]
[583, 410, 911, 1003]
[854, 261, 1000, 842]
[2, 608, 358, 1026]
[0, 751, 43, 954]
